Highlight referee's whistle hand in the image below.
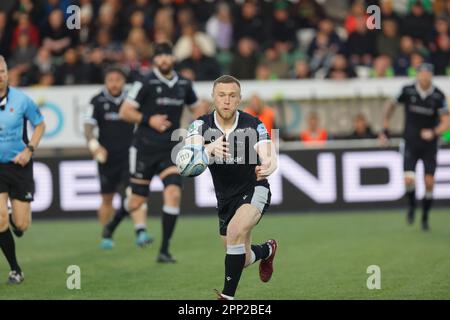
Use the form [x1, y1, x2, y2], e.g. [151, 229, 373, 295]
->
[13, 149, 32, 167]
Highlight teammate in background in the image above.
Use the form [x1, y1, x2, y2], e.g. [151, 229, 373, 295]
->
[380, 63, 449, 231]
[244, 93, 276, 138]
[0, 55, 46, 283]
[182, 75, 278, 300]
[115, 42, 203, 262]
[84, 67, 138, 249]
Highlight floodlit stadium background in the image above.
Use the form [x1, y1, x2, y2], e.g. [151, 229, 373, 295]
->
[1, 0, 450, 299]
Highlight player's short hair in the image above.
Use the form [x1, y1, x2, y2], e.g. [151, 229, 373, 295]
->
[0, 55, 5, 64]
[104, 66, 127, 79]
[213, 75, 241, 91]
[153, 42, 173, 57]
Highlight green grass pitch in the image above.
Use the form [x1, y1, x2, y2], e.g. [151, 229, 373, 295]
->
[0, 209, 449, 300]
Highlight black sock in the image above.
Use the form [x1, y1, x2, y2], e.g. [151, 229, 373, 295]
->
[135, 227, 146, 237]
[406, 189, 416, 210]
[222, 245, 246, 298]
[160, 211, 178, 254]
[0, 229, 21, 273]
[103, 207, 128, 239]
[422, 197, 433, 223]
[251, 243, 271, 262]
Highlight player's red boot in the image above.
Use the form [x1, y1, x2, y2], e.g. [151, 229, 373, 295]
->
[259, 239, 277, 283]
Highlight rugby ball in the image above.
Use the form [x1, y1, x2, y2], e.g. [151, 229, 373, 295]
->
[176, 145, 209, 177]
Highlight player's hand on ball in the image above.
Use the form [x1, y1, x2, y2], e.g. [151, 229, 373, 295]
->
[420, 128, 435, 141]
[150, 114, 172, 133]
[13, 149, 32, 167]
[205, 136, 230, 159]
[93, 146, 108, 163]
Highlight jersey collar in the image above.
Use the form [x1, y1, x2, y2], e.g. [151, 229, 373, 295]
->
[415, 83, 435, 100]
[102, 88, 126, 105]
[214, 110, 240, 139]
[0, 87, 9, 111]
[153, 67, 179, 88]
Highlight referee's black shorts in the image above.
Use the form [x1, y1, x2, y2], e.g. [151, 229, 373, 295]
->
[0, 161, 35, 202]
[217, 184, 271, 236]
[401, 140, 438, 176]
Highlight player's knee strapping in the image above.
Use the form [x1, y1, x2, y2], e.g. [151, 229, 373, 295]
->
[130, 182, 149, 197]
[162, 174, 182, 188]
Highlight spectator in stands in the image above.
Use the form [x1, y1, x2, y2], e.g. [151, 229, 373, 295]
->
[432, 35, 450, 75]
[292, 59, 311, 79]
[429, 16, 450, 51]
[401, 0, 434, 45]
[308, 19, 341, 75]
[125, 0, 155, 25]
[11, 0, 43, 26]
[380, 0, 401, 24]
[300, 111, 328, 145]
[370, 55, 395, 78]
[96, 3, 122, 42]
[292, 0, 326, 29]
[407, 51, 426, 76]
[120, 44, 146, 82]
[76, 0, 95, 46]
[177, 43, 221, 81]
[28, 47, 55, 85]
[153, 6, 175, 43]
[233, 0, 266, 46]
[94, 28, 122, 64]
[268, 1, 297, 52]
[244, 93, 276, 138]
[394, 36, 415, 75]
[127, 9, 147, 36]
[0, 11, 12, 60]
[346, 113, 376, 139]
[37, 71, 55, 87]
[229, 37, 258, 80]
[11, 13, 39, 50]
[206, 2, 233, 52]
[174, 23, 216, 62]
[41, 9, 76, 57]
[255, 63, 272, 80]
[344, 0, 367, 34]
[346, 15, 375, 66]
[86, 48, 108, 84]
[126, 27, 152, 62]
[326, 54, 357, 79]
[54, 48, 88, 85]
[8, 33, 37, 86]
[260, 46, 290, 79]
[376, 19, 400, 61]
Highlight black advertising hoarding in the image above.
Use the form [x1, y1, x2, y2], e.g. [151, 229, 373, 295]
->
[31, 146, 450, 218]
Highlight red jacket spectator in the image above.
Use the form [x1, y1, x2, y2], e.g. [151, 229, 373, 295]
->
[11, 14, 39, 50]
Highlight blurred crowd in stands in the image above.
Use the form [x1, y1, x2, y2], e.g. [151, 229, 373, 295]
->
[1, 0, 450, 87]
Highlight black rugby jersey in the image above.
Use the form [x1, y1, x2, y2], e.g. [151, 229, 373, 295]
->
[85, 89, 134, 158]
[396, 83, 448, 143]
[187, 111, 271, 201]
[126, 68, 198, 153]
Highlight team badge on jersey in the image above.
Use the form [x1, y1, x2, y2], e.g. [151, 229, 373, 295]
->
[187, 120, 204, 137]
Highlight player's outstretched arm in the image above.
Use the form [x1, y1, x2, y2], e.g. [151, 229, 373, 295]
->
[255, 140, 278, 181]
